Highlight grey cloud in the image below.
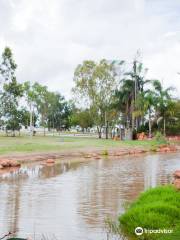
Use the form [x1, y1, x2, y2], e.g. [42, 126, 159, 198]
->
[0, 0, 180, 98]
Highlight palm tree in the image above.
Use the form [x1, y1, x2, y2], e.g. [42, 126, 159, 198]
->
[135, 89, 155, 138]
[120, 60, 149, 130]
[115, 79, 134, 129]
[153, 80, 174, 136]
[145, 90, 155, 138]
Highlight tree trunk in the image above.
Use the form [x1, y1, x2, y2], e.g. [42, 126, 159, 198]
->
[53, 116, 55, 136]
[119, 125, 122, 140]
[163, 117, 166, 136]
[97, 126, 102, 139]
[42, 113, 46, 136]
[106, 121, 109, 139]
[132, 116, 135, 131]
[148, 109, 152, 138]
[30, 102, 33, 137]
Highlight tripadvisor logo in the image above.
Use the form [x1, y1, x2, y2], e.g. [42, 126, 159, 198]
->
[135, 227, 143, 236]
[135, 227, 173, 236]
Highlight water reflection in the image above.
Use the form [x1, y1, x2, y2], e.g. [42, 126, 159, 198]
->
[0, 153, 179, 240]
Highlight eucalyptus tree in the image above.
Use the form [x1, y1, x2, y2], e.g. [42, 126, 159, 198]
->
[71, 108, 94, 132]
[47, 92, 72, 132]
[73, 59, 118, 138]
[23, 81, 38, 136]
[31, 82, 50, 136]
[0, 47, 23, 136]
[0, 47, 17, 83]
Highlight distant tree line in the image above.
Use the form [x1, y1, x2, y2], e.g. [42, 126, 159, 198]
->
[0, 47, 179, 138]
[0, 47, 72, 136]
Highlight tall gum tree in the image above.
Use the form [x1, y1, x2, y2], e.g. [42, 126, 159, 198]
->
[0, 47, 23, 136]
[73, 59, 118, 138]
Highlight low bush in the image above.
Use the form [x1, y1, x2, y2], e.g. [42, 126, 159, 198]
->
[155, 131, 167, 145]
[101, 149, 109, 156]
[119, 185, 180, 240]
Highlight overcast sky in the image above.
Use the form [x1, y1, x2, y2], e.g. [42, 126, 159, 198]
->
[0, 0, 180, 98]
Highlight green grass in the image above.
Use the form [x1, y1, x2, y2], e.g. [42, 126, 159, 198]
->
[119, 185, 180, 240]
[0, 135, 158, 155]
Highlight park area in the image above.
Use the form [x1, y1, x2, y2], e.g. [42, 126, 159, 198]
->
[0, 134, 160, 156]
[0, 133, 178, 168]
[0, 1, 180, 239]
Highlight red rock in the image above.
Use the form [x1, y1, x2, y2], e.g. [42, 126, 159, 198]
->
[135, 149, 144, 154]
[92, 153, 99, 157]
[0, 159, 21, 168]
[169, 146, 177, 152]
[137, 132, 147, 140]
[46, 159, 55, 164]
[174, 179, 180, 190]
[167, 136, 180, 141]
[174, 170, 180, 179]
[158, 145, 177, 152]
[129, 150, 135, 154]
[114, 151, 128, 156]
[159, 144, 168, 148]
[10, 160, 21, 167]
[158, 147, 169, 152]
[1, 160, 11, 167]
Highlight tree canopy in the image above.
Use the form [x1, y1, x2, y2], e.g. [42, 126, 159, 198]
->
[0, 46, 179, 138]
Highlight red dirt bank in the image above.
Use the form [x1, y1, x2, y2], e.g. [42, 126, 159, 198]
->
[0, 144, 179, 174]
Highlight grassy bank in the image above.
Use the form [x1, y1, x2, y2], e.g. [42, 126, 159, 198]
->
[119, 185, 180, 240]
[0, 135, 159, 155]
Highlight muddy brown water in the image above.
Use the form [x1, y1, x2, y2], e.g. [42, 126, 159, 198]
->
[0, 153, 179, 240]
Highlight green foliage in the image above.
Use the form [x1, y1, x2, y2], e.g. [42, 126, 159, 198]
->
[114, 58, 151, 133]
[71, 108, 94, 130]
[47, 93, 72, 130]
[73, 59, 118, 137]
[164, 100, 180, 136]
[152, 80, 175, 135]
[0, 47, 179, 138]
[101, 149, 109, 156]
[155, 131, 167, 144]
[0, 47, 24, 135]
[119, 185, 180, 240]
[23, 81, 72, 132]
[136, 124, 149, 134]
[0, 47, 17, 82]
[0, 48, 73, 136]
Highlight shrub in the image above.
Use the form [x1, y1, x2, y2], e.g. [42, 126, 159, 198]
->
[101, 149, 109, 156]
[119, 185, 180, 240]
[155, 131, 167, 144]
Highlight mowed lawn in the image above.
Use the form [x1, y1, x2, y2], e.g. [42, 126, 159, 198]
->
[0, 134, 159, 155]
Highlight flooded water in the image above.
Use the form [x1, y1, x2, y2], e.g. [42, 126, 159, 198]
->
[0, 153, 179, 240]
